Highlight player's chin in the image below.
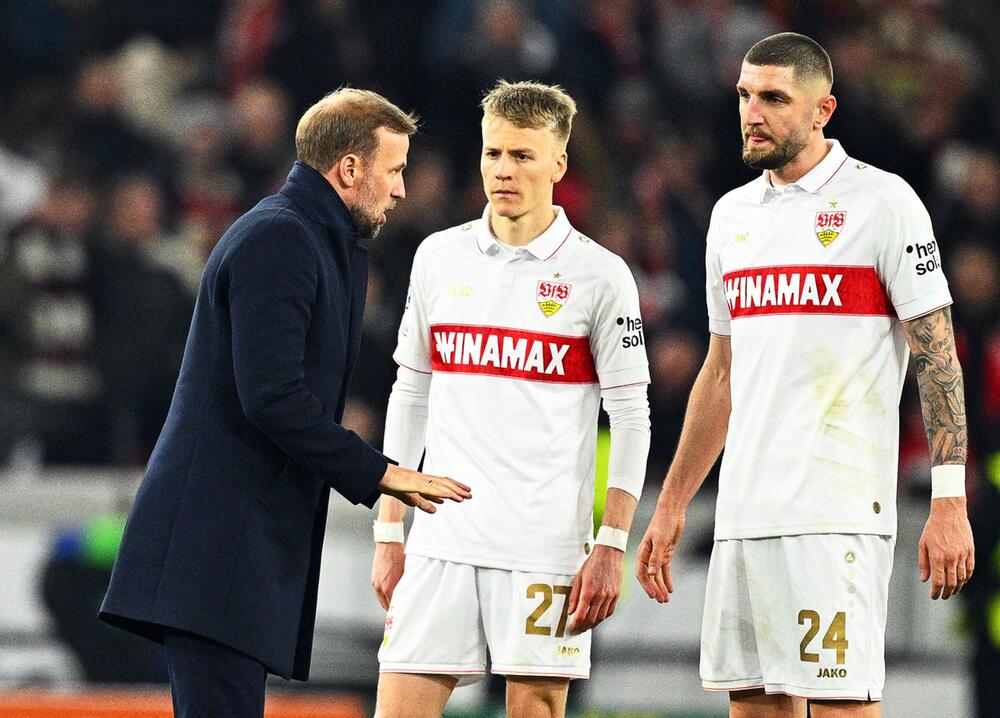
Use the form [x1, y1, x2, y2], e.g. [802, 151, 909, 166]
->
[490, 196, 521, 213]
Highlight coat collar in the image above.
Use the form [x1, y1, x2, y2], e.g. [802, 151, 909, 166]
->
[279, 161, 360, 244]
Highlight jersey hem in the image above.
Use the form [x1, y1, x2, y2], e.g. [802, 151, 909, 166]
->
[713, 526, 895, 541]
[702, 679, 882, 701]
[762, 683, 882, 701]
[703, 679, 765, 692]
[492, 664, 590, 680]
[405, 547, 583, 576]
[379, 663, 486, 687]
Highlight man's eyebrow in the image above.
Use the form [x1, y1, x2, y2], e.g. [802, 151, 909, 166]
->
[483, 146, 534, 154]
[759, 88, 793, 101]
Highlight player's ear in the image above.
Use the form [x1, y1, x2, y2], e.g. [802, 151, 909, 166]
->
[552, 149, 568, 184]
[815, 93, 836, 130]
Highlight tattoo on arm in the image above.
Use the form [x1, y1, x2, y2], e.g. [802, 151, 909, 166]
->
[904, 307, 968, 465]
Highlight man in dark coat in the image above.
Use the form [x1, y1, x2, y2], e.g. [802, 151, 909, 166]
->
[99, 88, 471, 718]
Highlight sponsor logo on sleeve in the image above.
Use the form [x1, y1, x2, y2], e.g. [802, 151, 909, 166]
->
[430, 324, 598, 384]
[906, 240, 940, 275]
[537, 280, 571, 317]
[617, 316, 644, 348]
[722, 265, 893, 318]
[815, 211, 846, 246]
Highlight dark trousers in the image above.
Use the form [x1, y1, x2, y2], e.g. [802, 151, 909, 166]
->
[163, 629, 268, 718]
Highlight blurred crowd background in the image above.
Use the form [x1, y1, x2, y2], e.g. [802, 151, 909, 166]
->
[1, 0, 999, 714]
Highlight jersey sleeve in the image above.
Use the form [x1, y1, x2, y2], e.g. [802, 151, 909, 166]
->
[591, 257, 650, 389]
[705, 216, 732, 336]
[392, 243, 433, 374]
[878, 180, 952, 321]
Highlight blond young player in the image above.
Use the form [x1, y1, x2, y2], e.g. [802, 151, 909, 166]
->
[635, 33, 974, 718]
[371, 81, 651, 718]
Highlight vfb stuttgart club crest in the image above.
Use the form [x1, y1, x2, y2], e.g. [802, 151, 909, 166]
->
[815, 210, 846, 246]
[537, 280, 571, 317]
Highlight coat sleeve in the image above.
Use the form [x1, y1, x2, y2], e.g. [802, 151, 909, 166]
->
[227, 217, 387, 506]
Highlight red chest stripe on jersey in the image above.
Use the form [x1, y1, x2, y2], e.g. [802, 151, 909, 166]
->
[429, 324, 598, 384]
[722, 265, 893, 318]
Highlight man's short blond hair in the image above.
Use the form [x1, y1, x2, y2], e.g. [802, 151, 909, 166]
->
[295, 88, 418, 173]
[480, 80, 577, 146]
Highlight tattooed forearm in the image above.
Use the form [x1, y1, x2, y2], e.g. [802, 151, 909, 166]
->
[903, 307, 968, 465]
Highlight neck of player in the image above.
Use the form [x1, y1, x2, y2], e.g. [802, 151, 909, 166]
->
[769, 135, 832, 187]
[490, 204, 557, 247]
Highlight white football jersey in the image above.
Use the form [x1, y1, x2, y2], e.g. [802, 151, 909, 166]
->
[394, 206, 650, 574]
[707, 140, 951, 540]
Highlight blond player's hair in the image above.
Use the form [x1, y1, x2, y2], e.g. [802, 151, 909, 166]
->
[480, 80, 577, 147]
[295, 88, 418, 173]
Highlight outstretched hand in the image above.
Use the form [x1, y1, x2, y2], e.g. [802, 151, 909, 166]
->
[377, 464, 471, 514]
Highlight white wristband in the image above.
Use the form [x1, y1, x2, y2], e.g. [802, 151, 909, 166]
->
[595, 526, 628, 552]
[373, 521, 405, 543]
[931, 465, 966, 499]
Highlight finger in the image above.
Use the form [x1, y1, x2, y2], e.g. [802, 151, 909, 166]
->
[930, 558, 944, 599]
[918, 541, 930, 583]
[607, 594, 619, 618]
[648, 534, 669, 573]
[635, 541, 656, 597]
[651, 561, 670, 603]
[568, 593, 591, 634]
[446, 478, 473, 495]
[377, 590, 388, 611]
[664, 558, 675, 596]
[413, 495, 437, 514]
[567, 573, 582, 615]
[593, 596, 614, 628]
[434, 477, 472, 499]
[582, 595, 603, 631]
[942, 561, 957, 600]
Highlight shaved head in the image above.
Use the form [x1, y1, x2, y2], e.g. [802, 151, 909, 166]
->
[745, 32, 833, 93]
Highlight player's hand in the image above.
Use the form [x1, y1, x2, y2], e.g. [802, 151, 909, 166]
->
[919, 496, 974, 600]
[567, 544, 623, 634]
[377, 465, 471, 514]
[371, 541, 405, 610]
[635, 502, 685, 603]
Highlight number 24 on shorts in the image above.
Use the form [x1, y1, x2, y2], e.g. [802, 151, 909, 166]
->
[525, 583, 572, 638]
[798, 609, 848, 665]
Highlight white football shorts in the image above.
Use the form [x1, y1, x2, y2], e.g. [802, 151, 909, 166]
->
[378, 555, 591, 685]
[700, 534, 893, 701]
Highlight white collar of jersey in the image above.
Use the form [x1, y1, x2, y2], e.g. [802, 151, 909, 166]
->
[758, 139, 849, 204]
[475, 204, 574, 261]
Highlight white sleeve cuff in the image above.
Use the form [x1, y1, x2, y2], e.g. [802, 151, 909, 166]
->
[601, 384, 651, 501]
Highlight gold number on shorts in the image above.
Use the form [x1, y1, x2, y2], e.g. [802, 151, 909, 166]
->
[798, 610, 821, 663]
[823, 611, 849, 665]
[525, 583, 572, 638]
[798, 609, 848, 665]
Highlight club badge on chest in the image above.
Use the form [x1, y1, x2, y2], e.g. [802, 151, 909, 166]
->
[537, 279, 571, 317]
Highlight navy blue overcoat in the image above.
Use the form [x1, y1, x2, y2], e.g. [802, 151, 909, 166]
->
[100, 161, 389, 680]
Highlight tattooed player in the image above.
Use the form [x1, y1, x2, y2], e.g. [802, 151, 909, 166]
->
[635, 32, 974, 718]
